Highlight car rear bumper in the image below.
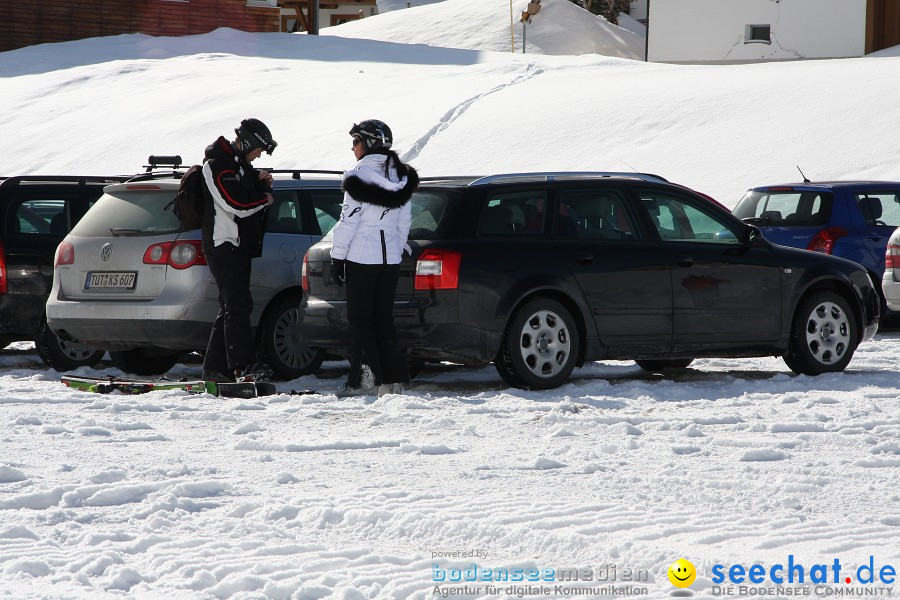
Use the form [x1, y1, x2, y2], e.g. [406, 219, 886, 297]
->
[47, 299, 219, 350]
[882, 272, 900, 313]
[301, 297, 499, 364]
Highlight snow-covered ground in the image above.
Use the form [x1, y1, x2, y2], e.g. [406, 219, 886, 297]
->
[1, 341, 899, 599]
[1, 0, 900, 597]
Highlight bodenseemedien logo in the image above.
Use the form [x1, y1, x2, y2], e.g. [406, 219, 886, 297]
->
[668, 558, 697, 588]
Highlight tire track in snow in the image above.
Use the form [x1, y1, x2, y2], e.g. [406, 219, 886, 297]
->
[400, 63, 545, 164]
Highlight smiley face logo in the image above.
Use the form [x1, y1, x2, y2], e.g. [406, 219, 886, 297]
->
[667, 558, 696, 588]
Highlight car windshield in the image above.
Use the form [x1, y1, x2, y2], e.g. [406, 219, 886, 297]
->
[71, 190, 181, 237]
[322, 189, 458, 241]
[733, 190, 833, 226]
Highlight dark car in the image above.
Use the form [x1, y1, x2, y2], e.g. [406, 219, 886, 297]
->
[732, 181, 900, 319]
[0, 175, 127, 369]
[300, 173, 880, 390]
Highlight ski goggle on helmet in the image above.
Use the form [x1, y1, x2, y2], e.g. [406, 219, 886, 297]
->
[349, 120, 393, 151]
[235, 118, 277, 155]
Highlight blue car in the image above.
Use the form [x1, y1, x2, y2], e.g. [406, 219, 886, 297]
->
[733, 181, 900, 318]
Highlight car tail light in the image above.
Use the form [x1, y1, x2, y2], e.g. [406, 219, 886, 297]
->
[414, 249, 462, 290]
[0, 238, 7, 294]
[55, 241, 75, 269]
[886, 244, 900, 270]
[301, 251, 310, 292]
[143, 241, 206, 269]
[806, 227, 847, 254]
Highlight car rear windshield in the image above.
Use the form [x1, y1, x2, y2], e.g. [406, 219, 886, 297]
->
[322, 189, 458, 241]
[70, 190, 181, 237]
[733, 190, 833, 226]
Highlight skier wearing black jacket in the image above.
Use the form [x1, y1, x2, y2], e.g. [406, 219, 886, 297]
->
[331, 120, 419, 397]
[200, 118, 277, 383]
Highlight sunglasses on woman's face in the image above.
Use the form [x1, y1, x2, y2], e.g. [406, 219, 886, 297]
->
[352, 136, 363, 147]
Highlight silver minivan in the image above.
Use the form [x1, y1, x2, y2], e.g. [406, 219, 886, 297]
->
[46, 168, 344, 378]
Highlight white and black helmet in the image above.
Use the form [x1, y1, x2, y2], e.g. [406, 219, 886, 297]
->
[235, 118, 277, 155]
[350, 119, 393, 152]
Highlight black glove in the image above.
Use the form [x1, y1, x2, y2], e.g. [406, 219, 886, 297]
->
[331, 258, 346, 287]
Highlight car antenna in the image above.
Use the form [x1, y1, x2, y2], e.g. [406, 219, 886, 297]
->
[619, 159, 638, 172]
[797, 166, 811, 183]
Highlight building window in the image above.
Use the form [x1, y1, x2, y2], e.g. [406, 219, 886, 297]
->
[745, 24, 771, 44]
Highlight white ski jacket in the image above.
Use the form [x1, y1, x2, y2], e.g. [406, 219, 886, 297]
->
[330, 153, 418, 265]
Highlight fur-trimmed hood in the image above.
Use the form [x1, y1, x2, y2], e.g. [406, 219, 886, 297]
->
[341, 154, 419, 209]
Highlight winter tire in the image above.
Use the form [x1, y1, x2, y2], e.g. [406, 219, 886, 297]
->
[109, 348, 182, 376]
[258, 295, 325, 380]
[495, 297, 579, 390]
[635, 358, 693, 372]
[35, 318, 104, 371]
[783, 291, 858, 375]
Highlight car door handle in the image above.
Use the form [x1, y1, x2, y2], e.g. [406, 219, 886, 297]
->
[574, 253, 594, 265]
[675, 255, 694, 267]
[869, 236, 883, 242]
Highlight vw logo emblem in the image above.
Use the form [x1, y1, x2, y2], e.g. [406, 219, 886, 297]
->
[100, 243, 112, 262]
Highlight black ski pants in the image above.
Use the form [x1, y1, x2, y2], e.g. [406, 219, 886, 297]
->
[345, 261, 409, 387]
[203, 242, 256, 374]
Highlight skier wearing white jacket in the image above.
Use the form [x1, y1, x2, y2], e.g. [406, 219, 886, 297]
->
[330, 120, 419, 397]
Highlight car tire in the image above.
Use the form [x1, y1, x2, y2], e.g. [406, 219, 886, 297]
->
[783, 291, 858, 375]
[635, 358, 693, 372]
[35, 318, 105, 371]
[257, 295, 325, 380]
[109, 348, 182, 376]
[495, 297, 580, 390]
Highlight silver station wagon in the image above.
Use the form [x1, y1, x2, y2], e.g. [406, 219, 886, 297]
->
[46, 160, 344, 378]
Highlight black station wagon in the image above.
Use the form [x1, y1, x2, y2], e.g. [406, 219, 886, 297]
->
[0, 175, 127, 370]
[300, 173, 880, 390]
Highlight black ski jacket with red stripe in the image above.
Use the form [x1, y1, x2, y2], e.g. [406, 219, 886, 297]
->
[200, 136, 270, 256]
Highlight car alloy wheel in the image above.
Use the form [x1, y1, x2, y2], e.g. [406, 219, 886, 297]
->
[520, 309, 571, 378]
[258, 295, 325, 380]
[496, 297, 580, 390]
[784, 291, 858, 375]
[36, 318, 104, 371]
[804, 301, 851, 364]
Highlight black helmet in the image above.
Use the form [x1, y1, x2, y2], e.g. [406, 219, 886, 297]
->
[349, 120, 393, 152]
[235, 118, 277, 155]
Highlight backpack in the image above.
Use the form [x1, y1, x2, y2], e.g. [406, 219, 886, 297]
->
[164, 165, 204, 230]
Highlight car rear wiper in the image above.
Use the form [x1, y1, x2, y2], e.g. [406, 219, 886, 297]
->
[109, 227, 141, 236]
[741, 217, 771, 226]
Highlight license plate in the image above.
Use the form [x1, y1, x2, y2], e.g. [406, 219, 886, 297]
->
[85, 271, 137, 290]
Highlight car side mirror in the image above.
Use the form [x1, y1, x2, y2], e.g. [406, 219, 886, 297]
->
[746, 224, 765, 245]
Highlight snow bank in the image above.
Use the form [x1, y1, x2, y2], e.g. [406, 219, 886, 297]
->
[326, 0, 645, 58]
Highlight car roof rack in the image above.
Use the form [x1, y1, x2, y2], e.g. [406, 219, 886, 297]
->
[419, 175, 480, 182]
[125, 171, 185, 183]
[263, 169, 344, 179]
[0, 175, 131, 188]
[145, 155, 183, 172]
[467, 171, 669, 186]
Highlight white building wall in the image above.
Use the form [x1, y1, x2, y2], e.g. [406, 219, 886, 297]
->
[630, 0, 648, 22]
[647, 0, 867, 63]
